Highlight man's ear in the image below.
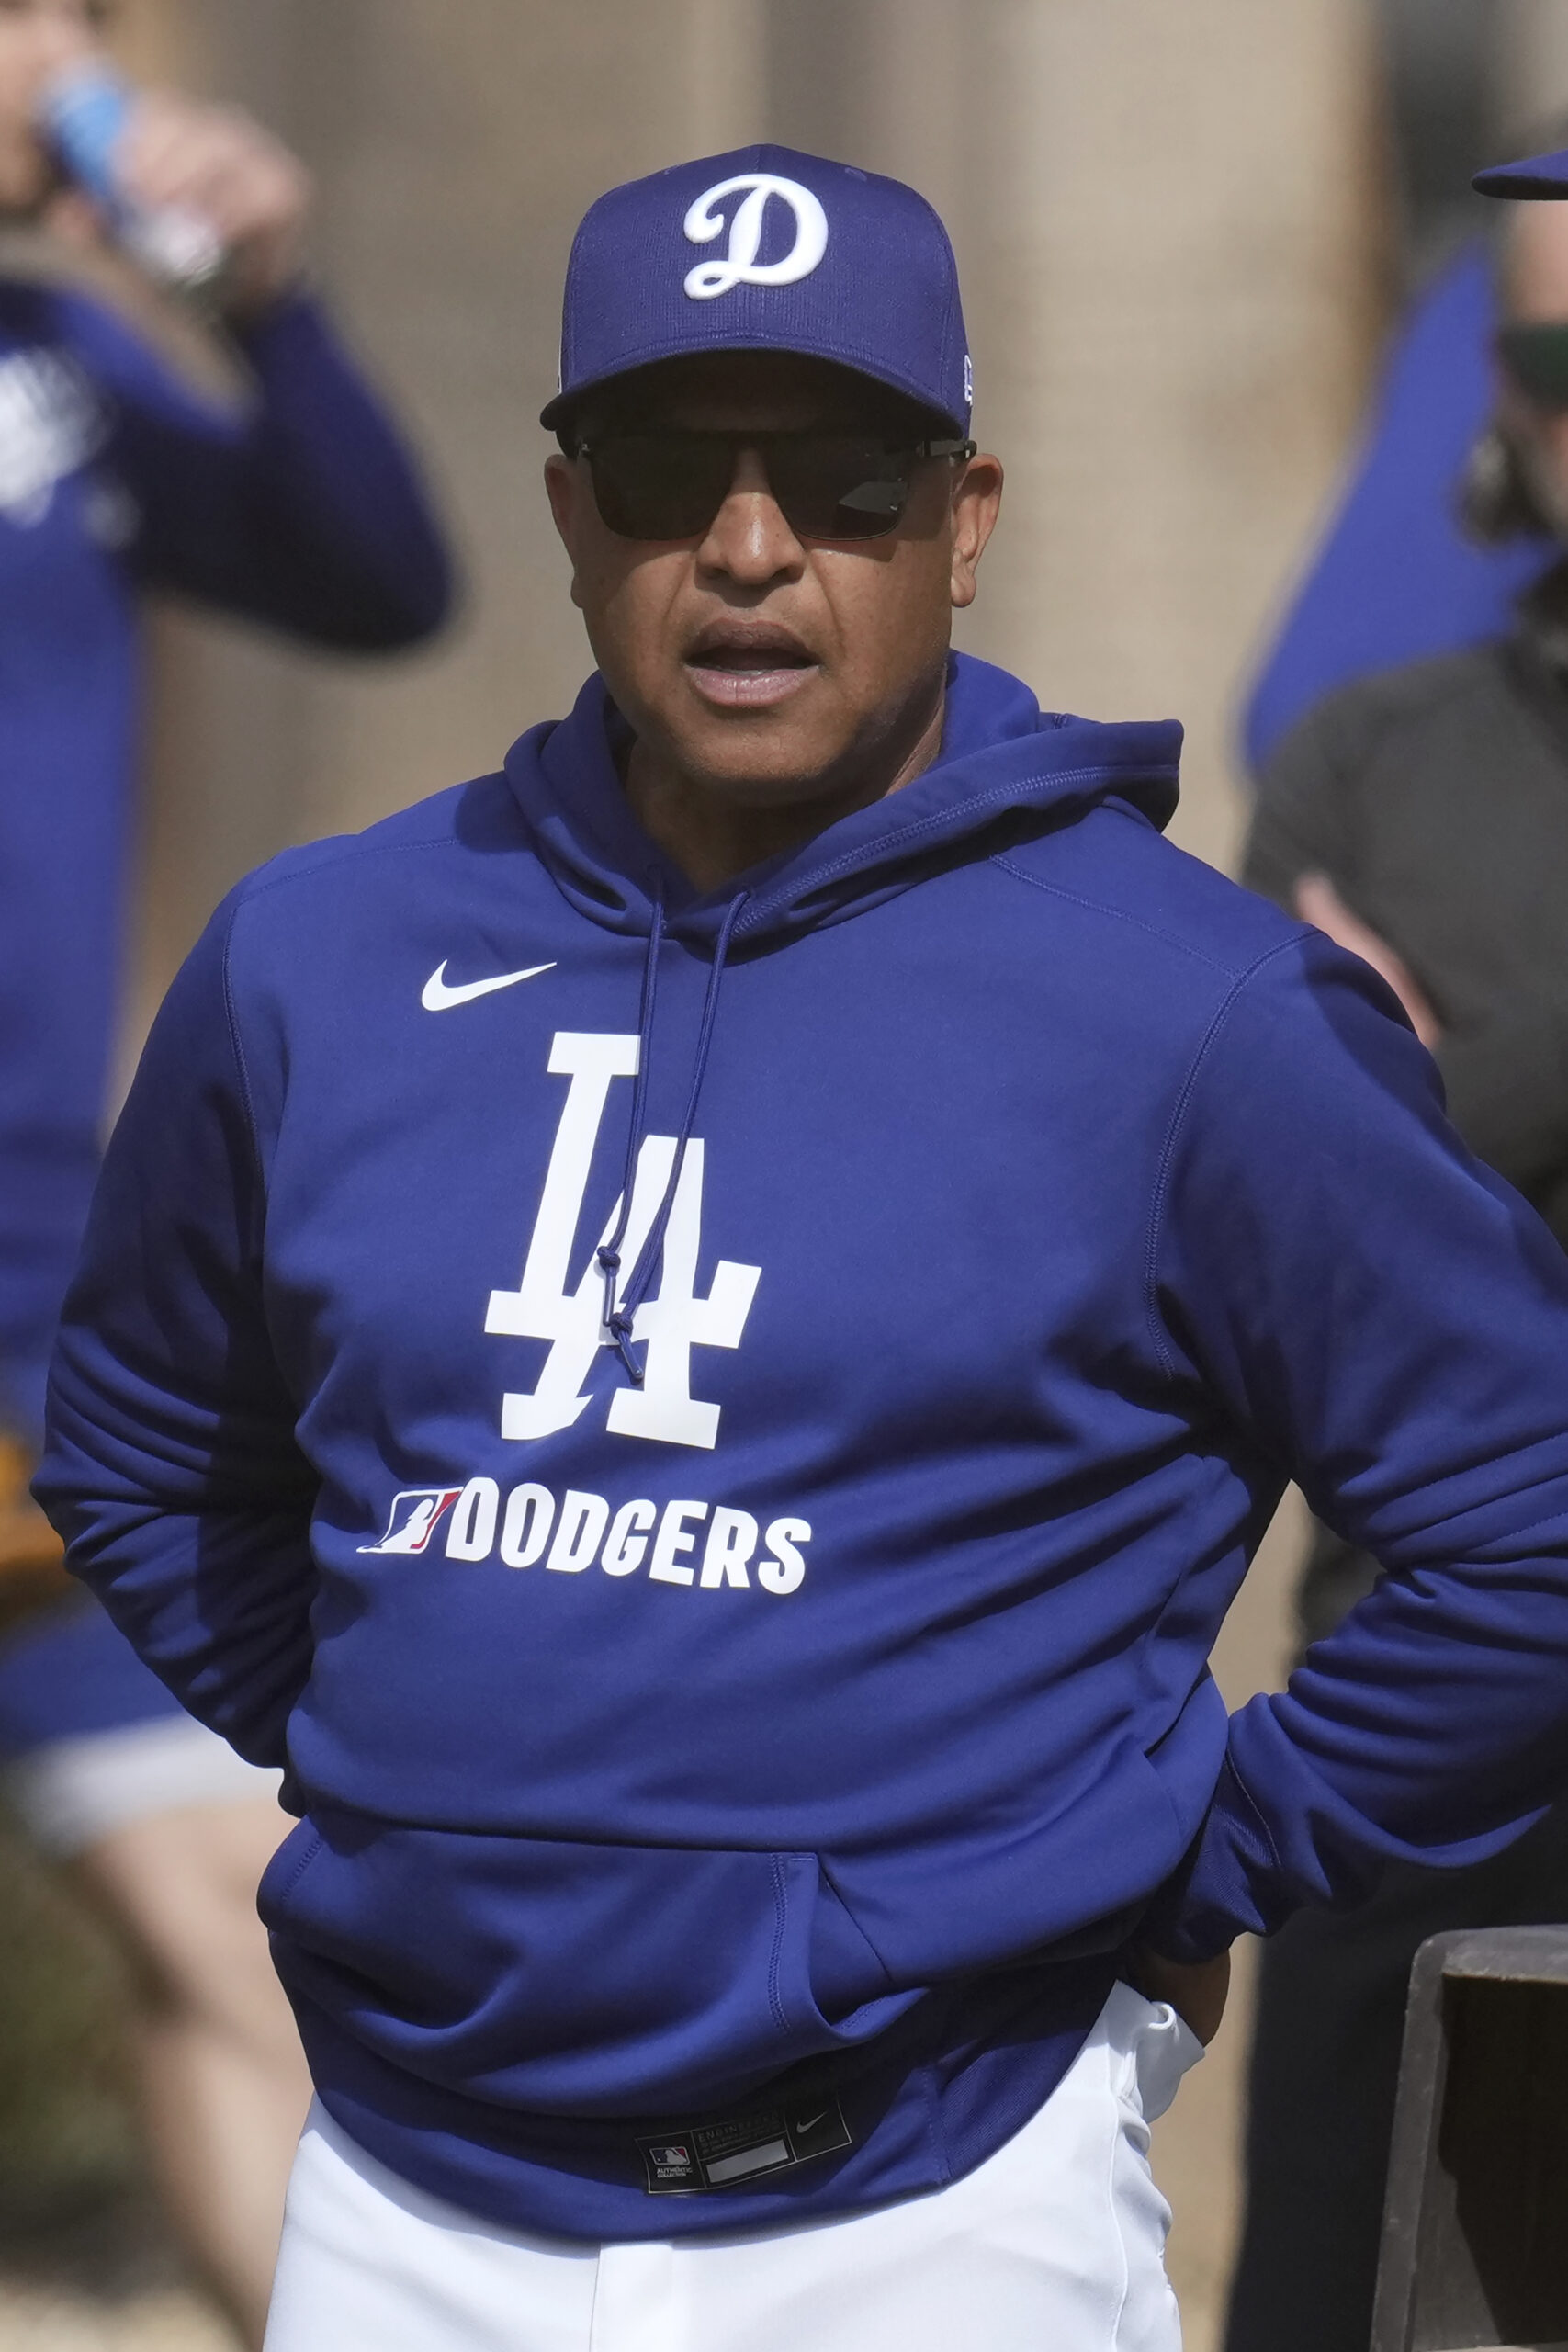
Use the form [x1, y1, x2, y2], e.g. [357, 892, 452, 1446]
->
[950, 452, 1003, 612]
[545, 453, 586, 610]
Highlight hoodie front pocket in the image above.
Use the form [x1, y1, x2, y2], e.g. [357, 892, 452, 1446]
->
[260, 1810, 919, 2121]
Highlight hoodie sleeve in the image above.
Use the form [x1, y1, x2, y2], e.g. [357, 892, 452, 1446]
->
[1143, 931, 1568, 1961]
[115, 292, 454, 651]
[35, 892, 317, 1770]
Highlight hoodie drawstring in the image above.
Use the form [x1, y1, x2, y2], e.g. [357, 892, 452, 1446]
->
[595, 891, 664, 1366]
[597, 890, 748, 1385]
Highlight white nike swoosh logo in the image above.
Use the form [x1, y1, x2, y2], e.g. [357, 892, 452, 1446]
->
[795, 2110, 828, 2135]
[421, 959, 556, 1011]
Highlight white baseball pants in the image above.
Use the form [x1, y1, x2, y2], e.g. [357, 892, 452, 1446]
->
[264, 1980, 1200, 2352]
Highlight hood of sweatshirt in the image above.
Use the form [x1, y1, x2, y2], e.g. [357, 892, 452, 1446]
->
[505, 652, 1179, 949]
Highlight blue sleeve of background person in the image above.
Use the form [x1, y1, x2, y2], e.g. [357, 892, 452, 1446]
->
[0, 1600, 186, 1759]
[114, 291, 453, 650]
[1145, 934, 1568, 1960]
[39, 891, 317, 1769]
[1242, 246, 1551, 775]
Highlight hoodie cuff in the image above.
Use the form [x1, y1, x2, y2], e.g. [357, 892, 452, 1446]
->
[1137, 1757, 1282, 1963]
[231, 288, 328, 374]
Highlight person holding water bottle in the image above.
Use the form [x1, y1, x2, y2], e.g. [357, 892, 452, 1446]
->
[0, 1, 452, 2339]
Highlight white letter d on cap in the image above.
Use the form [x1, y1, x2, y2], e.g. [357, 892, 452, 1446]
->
[683, 174, 829, 300]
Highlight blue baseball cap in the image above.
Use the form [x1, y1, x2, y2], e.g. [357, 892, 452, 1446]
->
[540, 144, 973, 437]
[1474, 149, 1568, 198]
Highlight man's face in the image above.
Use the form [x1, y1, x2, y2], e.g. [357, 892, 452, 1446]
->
[0, 0, 106, 214]
[545, 352, 1001, 811]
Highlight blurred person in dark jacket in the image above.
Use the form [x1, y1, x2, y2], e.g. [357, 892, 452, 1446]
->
[1226, 185, 1568, 2352]
[0, 2, 451, 2341]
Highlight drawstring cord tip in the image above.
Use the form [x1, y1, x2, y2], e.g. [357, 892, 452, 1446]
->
[597, 1245, 643, 1380]
[607, 1312, 645, 1386]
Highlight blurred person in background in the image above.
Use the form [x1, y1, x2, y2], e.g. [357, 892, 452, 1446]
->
[1240, 238, 1552, 775]
[0, 0, 452, 2341]
[1227, 174, 1568, 2352]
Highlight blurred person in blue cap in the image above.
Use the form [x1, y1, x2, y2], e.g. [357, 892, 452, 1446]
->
[1226, 143, 1568, 2352]
[1241, 239, 1553, 776]
[32, 142, 1568, 2352]
[0, 0, 451, 2340]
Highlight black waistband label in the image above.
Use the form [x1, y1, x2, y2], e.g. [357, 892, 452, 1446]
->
[637, 2093, 852, 2194]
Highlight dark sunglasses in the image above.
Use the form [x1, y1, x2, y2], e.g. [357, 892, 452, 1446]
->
[573, 429, 976, 543]
[1498, 322, 1568, 408]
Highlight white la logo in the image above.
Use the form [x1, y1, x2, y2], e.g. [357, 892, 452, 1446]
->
[682, 172, 829, 300]
[0, 350, 106, 526]
[485, 1033, 760, 1450]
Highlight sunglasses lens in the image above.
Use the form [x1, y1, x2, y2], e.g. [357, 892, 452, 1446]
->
[768, 439, 913, 538]
[584, 435, 920, 541]
[587, 436, 736, 539]
[1500, 324, 1568, 409]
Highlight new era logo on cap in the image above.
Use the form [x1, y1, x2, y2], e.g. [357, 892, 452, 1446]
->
[541, 143, 972, 436]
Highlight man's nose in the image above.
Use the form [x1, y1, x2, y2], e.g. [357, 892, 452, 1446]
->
[695, 446, 805, 582]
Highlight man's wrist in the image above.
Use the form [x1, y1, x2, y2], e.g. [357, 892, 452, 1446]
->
[218, 242, 309, 328]
[221, 272, 315, 341]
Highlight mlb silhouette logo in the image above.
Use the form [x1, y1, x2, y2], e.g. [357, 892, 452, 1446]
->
[638, 2136, 698, 2188]
[358, 1487, 463, 1555]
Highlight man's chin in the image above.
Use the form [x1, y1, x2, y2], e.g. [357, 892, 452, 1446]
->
[661, 685, 850, 790]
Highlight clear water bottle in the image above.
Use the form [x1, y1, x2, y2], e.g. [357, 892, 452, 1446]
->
[41, 64, 224, 290]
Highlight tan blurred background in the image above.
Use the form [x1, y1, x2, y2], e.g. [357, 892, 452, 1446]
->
[6, 1, 1568, 2345]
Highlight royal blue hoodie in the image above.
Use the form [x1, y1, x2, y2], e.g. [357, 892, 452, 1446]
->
[39, 653, 1568, 2238]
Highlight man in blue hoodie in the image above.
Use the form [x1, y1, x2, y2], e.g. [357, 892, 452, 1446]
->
[35, 147, 1568, 2352]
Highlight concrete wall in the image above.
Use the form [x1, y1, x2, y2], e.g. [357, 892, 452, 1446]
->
[1495, 0, 1568, 138]
[108, 6, 1381, 2340]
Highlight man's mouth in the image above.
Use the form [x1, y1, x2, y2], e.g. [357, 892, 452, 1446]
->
[683, 625, 820, 710]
